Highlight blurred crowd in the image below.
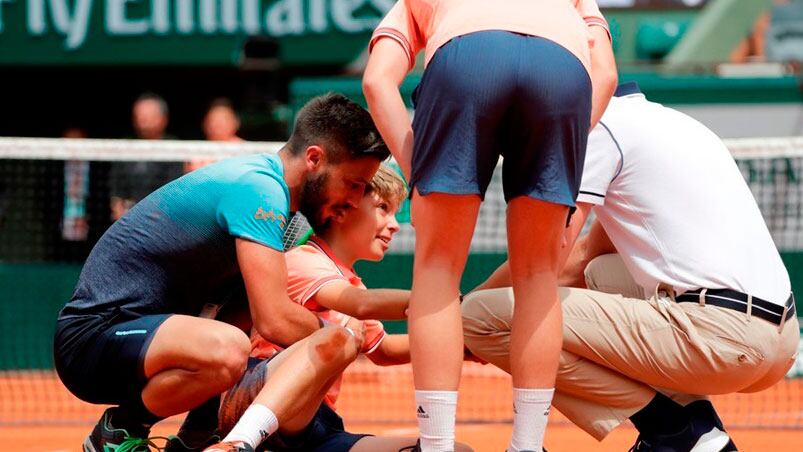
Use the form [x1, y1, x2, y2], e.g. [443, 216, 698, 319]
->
[62, 92, 246, 240]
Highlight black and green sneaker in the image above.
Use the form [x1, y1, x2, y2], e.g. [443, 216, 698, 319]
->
[82, 407, 154, 452]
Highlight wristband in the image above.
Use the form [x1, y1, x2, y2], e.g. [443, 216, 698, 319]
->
[344, 327, 356, 338]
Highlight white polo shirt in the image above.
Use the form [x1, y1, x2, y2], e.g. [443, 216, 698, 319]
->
[578, 86, 790, 307]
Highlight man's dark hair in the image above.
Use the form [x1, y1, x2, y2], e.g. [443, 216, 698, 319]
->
[287, 93, 389, 163]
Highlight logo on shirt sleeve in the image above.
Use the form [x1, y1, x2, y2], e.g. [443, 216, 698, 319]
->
[254, 207, 287, 229]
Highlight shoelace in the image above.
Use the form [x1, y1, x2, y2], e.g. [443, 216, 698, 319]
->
[115, 435, 171, 452]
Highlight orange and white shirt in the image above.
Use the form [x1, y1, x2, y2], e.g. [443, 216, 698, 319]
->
[250, 236, 386, 409]
[370, 0, 610, 72]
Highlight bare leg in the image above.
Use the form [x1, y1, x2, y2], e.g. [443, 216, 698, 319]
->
[507, 197, 566, 388]
[254, 326, 359, 423]
[217, 326, 360, 447]
[408, 191, 481, 450]
[506, 197, 568, 450]
[408, 192, 480, 390]
[141, 315, 251, 417]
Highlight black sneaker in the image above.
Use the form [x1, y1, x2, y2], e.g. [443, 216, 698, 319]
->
[83, 407, 154, 452]
[684, 400, 738, 452]
[627, 419, 730, 452]
[164, 430, 222, 452]
[629, 435, 651, 452]
[720, 439, 738, 452]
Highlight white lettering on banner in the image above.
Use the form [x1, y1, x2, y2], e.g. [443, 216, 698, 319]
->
[28, 0, 47, 34]
[309, 0, 326, 33]
[175, 0, 193, 34]
[266, 0, 304, 36]
[200, 0, 217, 34]
[65, 0, 92, 49]
[331, 0, 369, 33]
[25, 0, 93, 49]
[242, 0, 260, 34]
[152, 0, 169, 34]
[107, 0, 149, 35]
[7, 0, 395, 51]
[221, 0, 238, 33]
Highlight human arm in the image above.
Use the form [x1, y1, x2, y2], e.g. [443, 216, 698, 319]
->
[559, 216, 616, 288]
[588, 25, 618, 129]
[237, 238, 322, 348]
[575, 0, 617, 128]
[311, 281, 410, 320]
[363, 39, 414, 180]
[219, 169, 325, 346]
[366, 334, 410, 366]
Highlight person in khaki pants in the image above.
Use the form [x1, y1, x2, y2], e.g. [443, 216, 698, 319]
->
[462, 83, 800, 452]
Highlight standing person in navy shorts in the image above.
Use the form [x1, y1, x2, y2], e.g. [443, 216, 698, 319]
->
[363, 1, 618, 450]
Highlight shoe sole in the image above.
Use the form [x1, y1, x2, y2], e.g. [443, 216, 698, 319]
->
[690, 428, 731, 452]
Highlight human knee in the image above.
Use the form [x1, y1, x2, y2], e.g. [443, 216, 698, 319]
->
[584, 254, 612, 290]
[414, 243, 469, 277]
[583, 253, 637, 295]
[313, 326, 359, 366]
[203, 327, 250, 388]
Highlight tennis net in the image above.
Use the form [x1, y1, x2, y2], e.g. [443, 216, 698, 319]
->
[0, 137, 801, 428]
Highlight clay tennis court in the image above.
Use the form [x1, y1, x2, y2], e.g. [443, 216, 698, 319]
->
[3, 360, 802, 450]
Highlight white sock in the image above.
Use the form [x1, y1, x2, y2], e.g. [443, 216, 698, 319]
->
[222, 403, 279, 448]
[508, 388, 554, 452]
[415, 390, 458, 451]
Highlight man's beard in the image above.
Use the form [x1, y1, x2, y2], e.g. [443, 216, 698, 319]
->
[299, 171, 332, 233]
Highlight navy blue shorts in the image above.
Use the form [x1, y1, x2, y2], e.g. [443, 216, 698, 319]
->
[410, 31, 592, 205]
[54, 311, 171, 405]
[220, 357, 370, 452]
[265, 403, 369, 452]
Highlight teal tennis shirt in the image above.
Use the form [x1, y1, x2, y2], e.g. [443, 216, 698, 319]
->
[60, 153, 291, 319]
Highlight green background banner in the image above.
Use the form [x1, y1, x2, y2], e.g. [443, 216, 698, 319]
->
[0, 0, 392, 65]
[0, 3, 705, 66]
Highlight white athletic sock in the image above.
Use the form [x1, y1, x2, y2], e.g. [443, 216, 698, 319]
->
[415, 390, 458, 451]
[222, 403, 279, 448]
[508, 388, 554, 452]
